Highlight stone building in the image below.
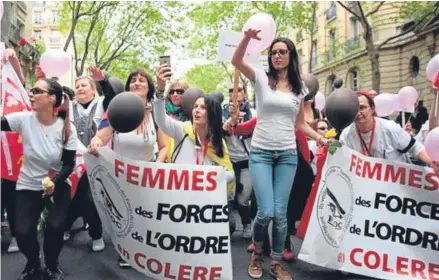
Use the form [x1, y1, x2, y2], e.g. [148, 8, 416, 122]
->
[1, 1, 33, 48]
[293, 1, 439, 107]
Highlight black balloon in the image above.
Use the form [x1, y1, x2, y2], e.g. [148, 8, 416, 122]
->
[211, 90, 224, 104]
[325, 88, 359, 131]
[108, 77, 125, 94]
[107, 92, 145, 133]
[302, 74, 319, 98]
[181, 88, 205, 119]
[333, 78, 343, 89]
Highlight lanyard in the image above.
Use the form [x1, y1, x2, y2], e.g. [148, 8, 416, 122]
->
[195, 142, 209, 165]
[356, 119, 376, 157]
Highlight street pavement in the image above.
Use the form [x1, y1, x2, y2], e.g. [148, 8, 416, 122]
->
[1, 221, 375, 280]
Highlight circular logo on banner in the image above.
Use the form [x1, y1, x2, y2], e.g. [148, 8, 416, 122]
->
[317, 166, 354, 248]
[89, 165, 133, 238]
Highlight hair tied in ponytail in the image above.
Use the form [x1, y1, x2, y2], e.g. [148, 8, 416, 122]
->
[59, 91, 71, 145]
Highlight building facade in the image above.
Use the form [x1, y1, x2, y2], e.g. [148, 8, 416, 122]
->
[293, 1, 439, 107]
[31, 0, 75, 87]
[1, 1, 32, 48]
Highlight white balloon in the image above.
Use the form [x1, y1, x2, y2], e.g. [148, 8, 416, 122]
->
[242, 13, 277, 55]
[426, 54, 439, 81]
[314, 91, 326, 111]
[374, 93, 398, 117]
[39, 49, 71, 78]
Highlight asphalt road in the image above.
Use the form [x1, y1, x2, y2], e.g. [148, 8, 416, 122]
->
[1, 220, 374, 280]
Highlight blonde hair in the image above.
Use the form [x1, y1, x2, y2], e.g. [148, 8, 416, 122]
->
[75, 76, 99, 99]
[170, 79, 189, 90]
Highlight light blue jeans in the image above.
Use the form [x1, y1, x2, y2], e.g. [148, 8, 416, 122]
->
[249, 148, 298, 260]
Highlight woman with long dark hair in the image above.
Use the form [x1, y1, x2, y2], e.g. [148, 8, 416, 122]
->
[231, 30, 329, 279]
[1, 78, 78, 280]
[154, 66, 235, 197]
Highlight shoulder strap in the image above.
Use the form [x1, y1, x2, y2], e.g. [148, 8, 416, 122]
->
[170, 134, 189, 163]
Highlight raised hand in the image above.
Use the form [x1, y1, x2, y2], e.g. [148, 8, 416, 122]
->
[156, 64, 172, 91]
[244, 28, 262, 41]
[89, 66, 105, 81]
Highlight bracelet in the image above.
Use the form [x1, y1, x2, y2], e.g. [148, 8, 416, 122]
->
[155, 89, 165, 99]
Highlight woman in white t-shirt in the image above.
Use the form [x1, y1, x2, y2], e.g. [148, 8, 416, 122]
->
[1, 78, 78, 280]
[88, 69, 168, 268]
[340, 91, 439, 175]
[232, 29, 329, 279]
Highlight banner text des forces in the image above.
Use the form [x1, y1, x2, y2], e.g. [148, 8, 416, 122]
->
[117, 244, 223, 280]
[114, 159, 218, 191]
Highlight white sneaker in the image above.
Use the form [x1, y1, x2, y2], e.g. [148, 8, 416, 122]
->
[7, 237, 19, 253]
[63, 232, 71, 241]
[92, 238, 105, 252]
[242, 224, 252, 239]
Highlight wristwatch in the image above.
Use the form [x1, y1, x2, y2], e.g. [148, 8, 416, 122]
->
[155, 88, 165, 99]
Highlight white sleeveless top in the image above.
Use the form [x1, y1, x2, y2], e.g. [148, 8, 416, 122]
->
[111, 115, 157, 161]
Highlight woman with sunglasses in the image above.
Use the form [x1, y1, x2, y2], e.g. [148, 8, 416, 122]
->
[232, 29, 329, 279]
[166, 79, 189, 121]
[1, 78, 77, 280]
[88, 69, 168, 268]
[309, 119, 330, 174]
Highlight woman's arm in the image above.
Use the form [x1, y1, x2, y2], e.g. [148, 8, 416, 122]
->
[52, 149, 75, 186]
[155, 128, 169, 163]
[231, 29, 259, 82]
[226, 117, 257, 136]
[152, 98, 185, 140]
[3, 49, 25, 85]
[296, 101, 329, 145]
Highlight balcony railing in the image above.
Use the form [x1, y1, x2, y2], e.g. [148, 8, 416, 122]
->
[346, 35, 362, 52]
[326, 5, 336, 21]
[49, 36, 61, 43]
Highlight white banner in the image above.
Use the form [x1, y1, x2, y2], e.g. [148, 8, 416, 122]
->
[298, 145, 439, 280]
[217, 30, 268, 72]
[84, 148, 233, 280]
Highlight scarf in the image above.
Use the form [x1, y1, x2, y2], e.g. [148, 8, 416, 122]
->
[166, 99, 187, 122]
[166, 121, 236, 199]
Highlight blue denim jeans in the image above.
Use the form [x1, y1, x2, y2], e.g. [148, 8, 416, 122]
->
[249, 148, 298, 260]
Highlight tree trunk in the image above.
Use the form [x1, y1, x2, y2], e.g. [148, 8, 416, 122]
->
[364, 30, 380, 93]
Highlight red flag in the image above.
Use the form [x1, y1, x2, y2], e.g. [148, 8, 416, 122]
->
[1, 66, 31, 181]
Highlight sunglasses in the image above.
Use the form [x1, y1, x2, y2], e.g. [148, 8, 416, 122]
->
[30, 87, 49, 95]
[228, 88, 243, 94]
[317, 127, 328, 131]
[269, 49, 289, 57]
[169, 89, 184, 95]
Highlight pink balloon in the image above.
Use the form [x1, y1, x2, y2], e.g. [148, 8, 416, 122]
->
[425, 127, 439, 162]
[374, 93, 398, 117]
[40, 49, 71, 78]
[314, 91, 326, 111]
[426, 54, 439, 81]
[242, 13, 276, 55]
[397, 86, 418, 111]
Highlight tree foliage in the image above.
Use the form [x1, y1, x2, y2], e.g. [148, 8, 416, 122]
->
[186, 2, 316, 84]
[184, 62, 231, 94]
[58, 1, 184, 79]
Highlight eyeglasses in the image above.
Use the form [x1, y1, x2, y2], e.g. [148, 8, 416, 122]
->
[30, 87, 49, 95]
[359, 105, 370, 111]
[169, 89, 184, 95]
[228, 88, 243, 94]
[269, 49, 289, 57]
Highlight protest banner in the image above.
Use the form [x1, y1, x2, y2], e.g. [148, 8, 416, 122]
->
[217, 30, 267, 71]
[298, 145, 439, 280]
[84, 147, 233, 280]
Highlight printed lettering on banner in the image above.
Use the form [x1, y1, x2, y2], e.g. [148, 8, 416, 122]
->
[298, 145, 439, 280]
[84, 147, 233, 280]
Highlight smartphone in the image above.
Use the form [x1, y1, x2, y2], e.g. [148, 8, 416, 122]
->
[159, 55, 171, 67]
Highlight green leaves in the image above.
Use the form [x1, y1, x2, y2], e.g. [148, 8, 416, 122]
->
[184, 62, 231, 94]
[328, 140, 343, 156]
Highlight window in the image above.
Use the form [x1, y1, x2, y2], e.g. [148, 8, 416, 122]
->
[311, 41, 318, 71]
[326, 2, 337, 21]
[51, 10, 59, 24]
[33, 12, 43, 24]
[348, 17, 361, 51]
[33, 30, 42, 39]
[409, 56, 420, 77]
[35, 1, 46, 7]
[328, 30, 336, 61]
[312, 10, 318, 32]
[50, 29, 61, 43]
[350, 69, 360, 90]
